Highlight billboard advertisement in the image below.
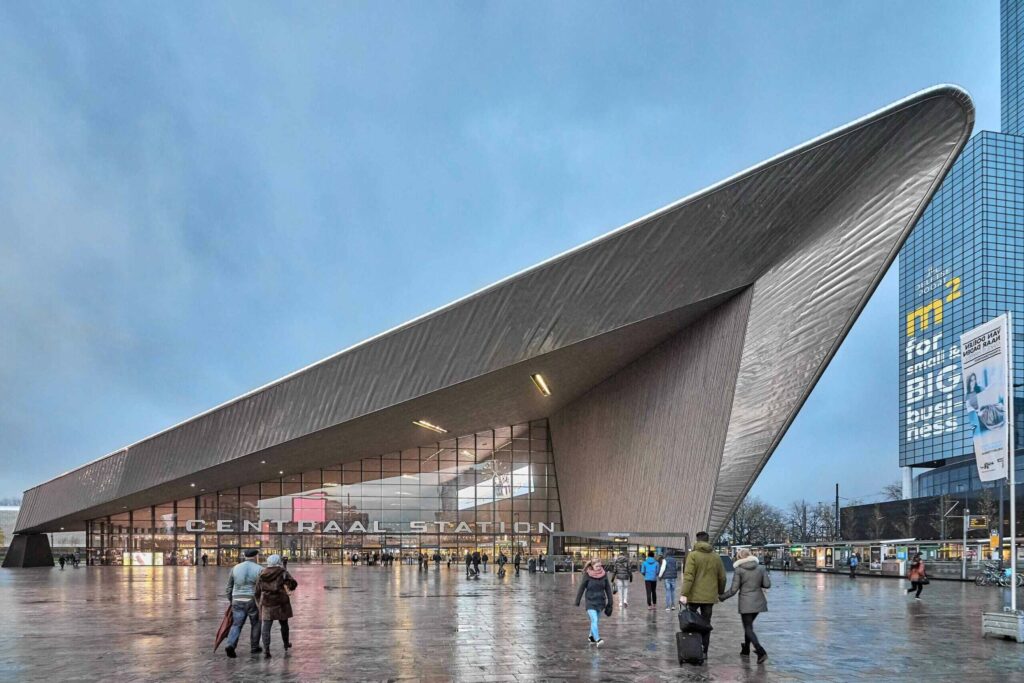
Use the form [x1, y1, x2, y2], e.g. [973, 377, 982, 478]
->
[960, 314, 1011, 481]
[901, 272, 964, 460]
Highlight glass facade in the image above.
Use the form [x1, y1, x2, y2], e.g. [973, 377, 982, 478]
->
[900, 1, 1024, 498]
[899, 131, 1024, 486]
[914, 457, 1024, 499]
[86, 420, 563, 565]
[1003, 0, 1024, 136]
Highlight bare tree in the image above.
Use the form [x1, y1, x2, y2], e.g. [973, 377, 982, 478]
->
[810, 502, 837, 542]
[869, 504, 887, 540]
[973, 484, 997, 532]
[727, 497, 787, 545]
[787, 500, 811, 543]
[899, 498, 917, 538]
[927, 494, 959, 540]
[881, 481, 904, 502]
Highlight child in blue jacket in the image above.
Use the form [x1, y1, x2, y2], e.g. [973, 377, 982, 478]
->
[640, 552, 660, 609]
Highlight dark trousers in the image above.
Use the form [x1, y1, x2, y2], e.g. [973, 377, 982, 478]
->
[688, 603, 714, 653]
[849, 565, 857, 578]
[907, 580, 924, 597]
[644, 580, 657, 606]
[261, 619, 289, 651]
[226, 599, 261, 651]
[741, 612, 764, 653]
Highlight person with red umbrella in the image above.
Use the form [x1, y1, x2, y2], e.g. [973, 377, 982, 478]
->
[220, 548, 263, 658]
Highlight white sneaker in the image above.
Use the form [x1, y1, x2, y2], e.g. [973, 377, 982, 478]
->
[595, 638, 604, 647]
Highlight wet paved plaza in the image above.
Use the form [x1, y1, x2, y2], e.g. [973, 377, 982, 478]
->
[1, 563, 1022, 682]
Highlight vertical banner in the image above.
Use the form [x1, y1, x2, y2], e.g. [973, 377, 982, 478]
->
[959, 314, 1011, 481]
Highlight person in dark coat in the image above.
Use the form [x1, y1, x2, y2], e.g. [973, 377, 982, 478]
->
[611, 553, 632, 607]
[575, 558, 613, 647]
[471, 550, 481, 578]
[255, 554, 298, 659]
[718, 548, 770, 663]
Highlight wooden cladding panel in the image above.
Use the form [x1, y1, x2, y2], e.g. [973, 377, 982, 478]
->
[549, 289, 752, 547]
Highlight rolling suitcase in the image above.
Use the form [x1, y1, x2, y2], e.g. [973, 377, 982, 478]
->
[676, 631, 704, 665]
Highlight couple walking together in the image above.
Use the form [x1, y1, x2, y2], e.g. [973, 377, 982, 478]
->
[223, 549, 299, 659]
[677, 533, 769, 664]
[573, 532, 770, 665]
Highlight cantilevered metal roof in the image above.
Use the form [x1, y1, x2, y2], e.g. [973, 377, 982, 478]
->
[15, 85, 974, 536]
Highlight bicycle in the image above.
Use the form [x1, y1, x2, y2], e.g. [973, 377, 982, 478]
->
[974, 562, 1004, 586]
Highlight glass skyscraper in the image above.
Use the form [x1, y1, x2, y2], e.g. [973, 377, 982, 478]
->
[899, 0, 1024, 501]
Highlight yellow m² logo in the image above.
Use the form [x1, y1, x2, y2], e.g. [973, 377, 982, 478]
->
[906, 277, 960, 336]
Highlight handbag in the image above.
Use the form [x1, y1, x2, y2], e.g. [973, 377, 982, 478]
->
[678, 608, 713, 633]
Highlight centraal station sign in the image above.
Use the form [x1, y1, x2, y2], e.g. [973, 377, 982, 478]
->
[183, 519, 556, 534]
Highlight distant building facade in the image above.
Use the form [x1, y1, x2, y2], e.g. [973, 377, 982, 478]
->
[898, 1, 1024, 508]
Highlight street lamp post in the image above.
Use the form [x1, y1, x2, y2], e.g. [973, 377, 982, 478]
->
[963, 507, 969, 581]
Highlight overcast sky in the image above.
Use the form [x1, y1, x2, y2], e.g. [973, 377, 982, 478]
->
[0, 2, 1001, 508]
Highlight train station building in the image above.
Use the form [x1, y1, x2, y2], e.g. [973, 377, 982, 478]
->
[5, 86, 973, 567]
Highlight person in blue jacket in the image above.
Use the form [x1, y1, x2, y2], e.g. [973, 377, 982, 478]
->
[640, 551, 660, 609]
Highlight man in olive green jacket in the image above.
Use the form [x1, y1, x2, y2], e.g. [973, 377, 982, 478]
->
[679, 531, 727, 657]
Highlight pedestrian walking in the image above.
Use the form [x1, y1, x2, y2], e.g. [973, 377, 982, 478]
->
[224, 548, 263, 658]
[679, 531, 727, 659]
[434, 551, 442, 569]
[58, 555, 65, 570]
[202, 553, 208, 567]
[717, 547, 770, 663]
[514, 552, 522, 575]
[849, 553, 859, 578]
[497, 551, 508, 577]
[906, 553, 927, 599]
[255, 554, 298, 659]
[472, 550, 482, 578]
[465, 551, 473, 577]
[282, 555, 288, 570]
[612, 552, 632, 606]
[659, 549, 680, 610]
[539, 553, 547, 573]
[640, 552, 659, 609]
[482, 552, 489, 572]
[574, 558, 613, 647]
